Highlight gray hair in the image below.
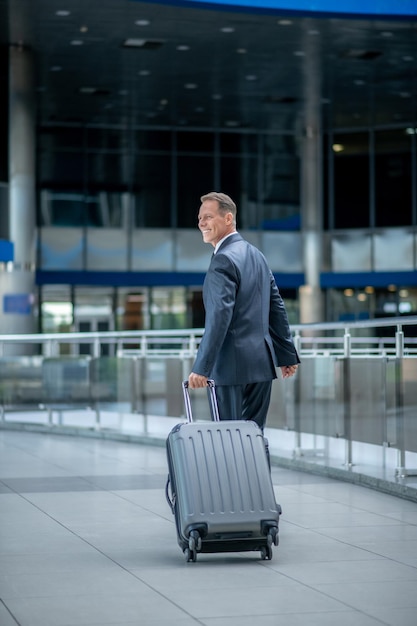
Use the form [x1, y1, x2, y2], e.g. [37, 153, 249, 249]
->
[200, 192, 237, 223]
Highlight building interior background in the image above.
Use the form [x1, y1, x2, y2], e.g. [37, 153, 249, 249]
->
[0, 0, 417, 337]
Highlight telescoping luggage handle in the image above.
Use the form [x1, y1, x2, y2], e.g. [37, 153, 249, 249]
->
[182, 379, 220, 423]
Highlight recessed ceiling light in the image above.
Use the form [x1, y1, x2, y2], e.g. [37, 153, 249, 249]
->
[177, 45, 190, 51]
[78, 87, 110, 96]
[354, 79, 365, 85]
[79, 87, 97, 94]
[225, 120, 239, 127]
[308, 30, 320, 35]
[80, 25, 88, 33]
[245, 75, 257, 81]
[184, 83, 197, 89]
[212, 94, 222, 100]
[399, 91, 411, 98]
[236, 48, 247, 54]
[119, 90, 129, 96]
[135, 19, 150, 26]
[342, 49, 382, 60]
[122, 38, 164, 49]
[56, 10, 70, 17]
[50, 66, 62, 72]
[277, 19, 292, 25]
[70, 40, 83, 46]
[294, 51, 305, 57]
[332, 143, 344, 152]
[160, 99, 168, 105]
[403, 56, 414, 61]
[221, 27, 235, 33]
[381, 31, 393, 37]
[138, 70, 150, 76]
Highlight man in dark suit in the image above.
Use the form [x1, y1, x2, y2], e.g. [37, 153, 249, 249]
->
[188, 191, 299, 431]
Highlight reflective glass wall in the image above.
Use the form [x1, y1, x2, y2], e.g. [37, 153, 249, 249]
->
[36, 119, 417, 328]
[37, 127, 300, 232]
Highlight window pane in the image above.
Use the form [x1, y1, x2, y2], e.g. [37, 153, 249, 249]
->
[134, 155, 171, 227]
[177, 132, 214, 152]
[40, 151, 86, 187]
[375, 129, 412, 227]
[87, 152, 127, 189]
[262, 134, 300, 229]
[46, 192, 101, 226]
[150, 287, 187, 330]
[333, 132, 369, 229]
[177, 156, 214, 228]
[135, 130, 171, 151]
[220, 155, 258, 229]
[86, 128, 122, 150]
[40, 285, 72, 336]
[39, 127, 85, 150]
[220, 133, 242, 154]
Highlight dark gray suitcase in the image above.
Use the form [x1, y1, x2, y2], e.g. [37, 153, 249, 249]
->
[165, 380, 281, 562]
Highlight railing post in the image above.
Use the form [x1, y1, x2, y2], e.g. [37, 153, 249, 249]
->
[343, 327, 353, 467]
[395, 325, 406, 477]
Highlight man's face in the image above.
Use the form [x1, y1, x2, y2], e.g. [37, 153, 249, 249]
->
[198, 200, 233, 247]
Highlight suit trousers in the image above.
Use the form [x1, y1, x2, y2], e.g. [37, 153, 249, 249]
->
[213, 381, 272, 432]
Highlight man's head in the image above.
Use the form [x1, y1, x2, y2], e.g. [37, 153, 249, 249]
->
[198, 192, 237, 247]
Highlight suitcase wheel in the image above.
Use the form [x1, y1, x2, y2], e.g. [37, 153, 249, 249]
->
[267, 527, 279, 547]
[260, 544, 273, 561]
[189, 530, 202, 552]
[184, 547, 197, 563]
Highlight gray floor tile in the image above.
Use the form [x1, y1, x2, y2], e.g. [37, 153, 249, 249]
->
[201, 612, 385, 626]
[314, 580, 417, 611]
[4, 592, 188, 626]
[368, 607, 417, 626]
[1, 430, 417, 626]
[0, 601, 19, 626]
[268, 558, 417, 585]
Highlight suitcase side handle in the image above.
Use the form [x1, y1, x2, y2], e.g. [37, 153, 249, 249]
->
[182, 379, 220, 423]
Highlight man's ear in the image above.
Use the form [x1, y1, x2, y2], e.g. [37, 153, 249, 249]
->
[226, 212, 234, 224]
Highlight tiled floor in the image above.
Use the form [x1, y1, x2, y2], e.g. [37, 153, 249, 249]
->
[1, 429, 417, 626]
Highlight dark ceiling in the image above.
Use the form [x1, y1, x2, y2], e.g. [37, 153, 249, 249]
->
[1, 0, 417, 132]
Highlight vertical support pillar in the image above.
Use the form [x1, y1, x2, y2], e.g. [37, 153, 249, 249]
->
[299, 28, 324, 324]
[0, 43, 36, 344]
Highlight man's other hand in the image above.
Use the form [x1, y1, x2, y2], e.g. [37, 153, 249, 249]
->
[280, 364, 298, 379]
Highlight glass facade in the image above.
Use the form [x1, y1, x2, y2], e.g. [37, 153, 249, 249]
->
[36, 120, 417, 328]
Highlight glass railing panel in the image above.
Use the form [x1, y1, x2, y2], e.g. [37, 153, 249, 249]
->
[90, 357, 134, 412]
[42, 357, 91, 406]
[0, 357, 44, 407]
[349, 358, 386, 446]
[403, 358, 417, 454]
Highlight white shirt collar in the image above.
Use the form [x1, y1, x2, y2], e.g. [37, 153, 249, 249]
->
[213, 231, 237, 254]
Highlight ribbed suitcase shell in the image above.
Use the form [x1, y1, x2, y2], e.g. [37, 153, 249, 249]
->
[166, 418, 281, 557]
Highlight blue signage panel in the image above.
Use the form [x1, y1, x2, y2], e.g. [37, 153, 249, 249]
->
[3, 294, 33, 315]
[134, 0, 417, 17]
[0, 240, 14, 262]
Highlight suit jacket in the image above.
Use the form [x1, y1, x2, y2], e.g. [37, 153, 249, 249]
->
[192, 233, 300, 385]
